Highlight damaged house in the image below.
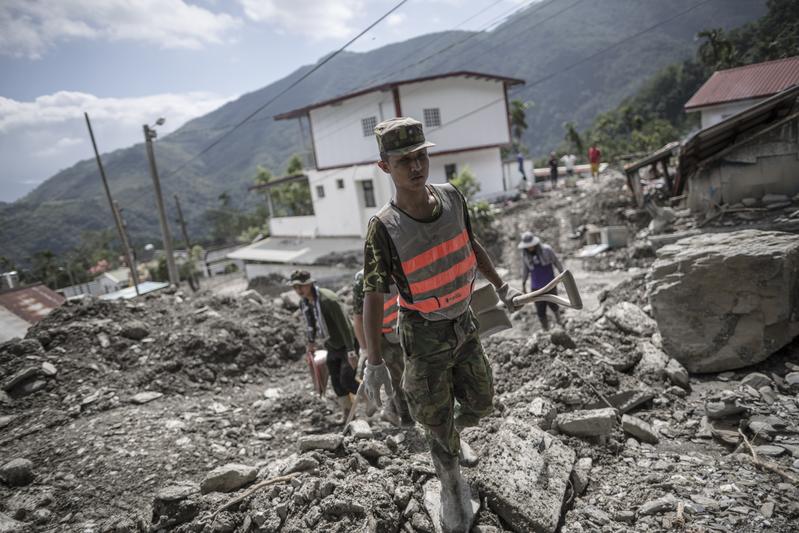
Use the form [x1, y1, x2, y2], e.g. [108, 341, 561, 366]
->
[625, 56, 799, 214]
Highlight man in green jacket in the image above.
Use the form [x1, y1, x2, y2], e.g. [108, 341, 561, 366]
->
[291, 270, 359, 418]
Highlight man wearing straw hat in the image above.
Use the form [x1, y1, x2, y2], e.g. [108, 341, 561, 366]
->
[519, 231, 564, 331]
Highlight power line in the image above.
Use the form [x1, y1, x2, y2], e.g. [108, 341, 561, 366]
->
[165, 0, 542, 141]
[162, 0, 408, 180]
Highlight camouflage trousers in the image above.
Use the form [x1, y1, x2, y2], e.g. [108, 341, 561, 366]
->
[382, 335, 410, 418]
[399, 309, 494, 460]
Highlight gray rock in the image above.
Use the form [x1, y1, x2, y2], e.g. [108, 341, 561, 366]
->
[283, 456, 319, 475]
[762, 193, 790, 204]
[664, 359, 690, 389]
[549, 329, 576, 349]
[741, 372, 771, 389]
[785, 372, 799, 387]
[474, 419, 576, 533]
[0, 415, 16, 429]
[586, 390, 655, 414]
[120, 320, 149, 340]
[130, 391, 163, 404]
[754, 445, 786, 457]
[571, 457, 592, 495]
[648, 230, 799, 373]
[200, 463, 257, 494]
[741, 197, 759, 207]
[0, 513, 25, 533]
[40, 362, 57, 377]
[760, 501, 775, 518]
[605, 302, 658, 336]
[354, 440, 392, 460]
[0, 458, 34, 486]
[280, 290, 301, 311]
[422, 478, 479, 533]
[298, 434, 342, 452]
[634, 342, 669, 380]
[347, 419, 373, 439]
[151, 483, 200, 527]
[639, 494, 677, 515]
[622, 414, 659, 444]
[705, 398, 746, 420]
[555, 408, 617, 438]
[3, 367, 40, 392]
[16, 380, 46, 396]
[614, 510, 636, 523]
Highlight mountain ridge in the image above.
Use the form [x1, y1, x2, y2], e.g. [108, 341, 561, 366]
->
[1, 0, 766, 264]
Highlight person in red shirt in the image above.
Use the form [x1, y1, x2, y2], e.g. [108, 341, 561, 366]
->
[588, 143, 601, 181]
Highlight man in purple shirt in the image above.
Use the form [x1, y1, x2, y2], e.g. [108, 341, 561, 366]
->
[519, 231, 564, 330]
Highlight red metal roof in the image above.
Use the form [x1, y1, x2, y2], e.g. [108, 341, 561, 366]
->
[685, 56, 799, 110]
[0, 284, 64, 324]
[274, 71, 525, 120]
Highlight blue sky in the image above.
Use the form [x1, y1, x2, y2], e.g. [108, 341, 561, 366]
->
[0, 0, 529, 203]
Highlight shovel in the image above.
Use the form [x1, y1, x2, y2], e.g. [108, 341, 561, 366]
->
[472, 269, 583, 337]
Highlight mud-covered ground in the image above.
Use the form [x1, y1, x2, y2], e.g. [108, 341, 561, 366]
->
[2, 172, 798, 533]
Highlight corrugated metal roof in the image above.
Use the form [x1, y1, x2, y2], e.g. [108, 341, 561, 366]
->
[685, 56, 799, 110]
[0, 284, 64, 324]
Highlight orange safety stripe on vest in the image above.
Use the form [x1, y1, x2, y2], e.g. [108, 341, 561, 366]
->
[398, 279, 473, 314]
[408, 252, 476, 297]
[401, 228, 470, 275]
[382, 296, 399, 334]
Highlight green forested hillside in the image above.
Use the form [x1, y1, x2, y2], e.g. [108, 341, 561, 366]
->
[0, 0, 766, 264]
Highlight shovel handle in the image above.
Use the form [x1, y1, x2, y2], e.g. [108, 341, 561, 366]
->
[512, 269, 583, 310]
[342, 384, 364, 432]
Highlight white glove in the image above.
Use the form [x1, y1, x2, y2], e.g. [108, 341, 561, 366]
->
[497, 283, 523, 313]
[362, 362, 394, 407]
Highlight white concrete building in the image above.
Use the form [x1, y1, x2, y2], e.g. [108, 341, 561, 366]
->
[684, 56, 799, 129]
[268, 71, 525, 239]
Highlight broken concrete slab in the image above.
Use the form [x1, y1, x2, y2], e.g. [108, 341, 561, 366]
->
[200, 463, 257, 494]
[555, 408, 617, 438]
[648, 230, 799, 373]
[422, 478, 479, 533]
[622, 414, 659, 444]
[585, 389, 655, 414]
[604, 302, 658, 336]
[741, 372, 772, 389]
[472, 419, 575, 533]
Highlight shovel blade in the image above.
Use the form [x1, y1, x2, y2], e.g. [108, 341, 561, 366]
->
[476, 307, 513, 337]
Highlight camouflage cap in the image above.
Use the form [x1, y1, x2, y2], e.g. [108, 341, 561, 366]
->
[374, 117, 435, 157]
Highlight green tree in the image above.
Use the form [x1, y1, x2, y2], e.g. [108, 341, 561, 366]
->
[449, 166, 481, 200]
[697, 28, 736, 69]
[563, 122, 584, 156]
[286, 154, 304, 175]
[509, 99, 532, 152]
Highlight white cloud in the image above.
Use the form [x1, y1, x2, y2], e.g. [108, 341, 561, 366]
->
[386, 13, 406, 27]
[239, 0, 365, 40]
[0, 90, 233, 202]
[0, 0, 240, 59]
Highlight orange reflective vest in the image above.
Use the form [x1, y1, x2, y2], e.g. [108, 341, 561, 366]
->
[382, 288, 400, 342]
[375, 183, 476, 322]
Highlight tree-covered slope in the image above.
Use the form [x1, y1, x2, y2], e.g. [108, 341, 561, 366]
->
[0, 0, 765, 263]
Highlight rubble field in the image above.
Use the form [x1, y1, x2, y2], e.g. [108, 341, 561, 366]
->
[2, 172, 798, 533]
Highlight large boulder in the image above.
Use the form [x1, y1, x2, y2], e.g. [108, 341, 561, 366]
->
[648, 230, 799, 373]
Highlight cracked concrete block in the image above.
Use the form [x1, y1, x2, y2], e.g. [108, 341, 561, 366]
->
[555, 408, 617, 438]
[298, 434, 342, 452]
[621, 414, 659, 444]
[472, 419, 576, 533]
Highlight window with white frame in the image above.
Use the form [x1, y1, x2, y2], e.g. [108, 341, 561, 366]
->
[362, 180, 376, 208]
[361, 116, 377, 137]
[423, 108, 441, 128]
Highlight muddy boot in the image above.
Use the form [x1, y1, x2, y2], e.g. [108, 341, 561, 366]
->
[337, 395, 352, 423]
[432, 452, 473, 533]
[540, 316, 550, 331]
[458, 439, 479, 467]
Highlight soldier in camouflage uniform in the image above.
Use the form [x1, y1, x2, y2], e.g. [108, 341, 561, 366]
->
[360, 117, 521, 533]
[352, 269, 412, 426]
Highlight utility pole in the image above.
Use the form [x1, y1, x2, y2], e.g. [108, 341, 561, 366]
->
[174, 194, 199, 291]
[143, 122, 179, 286]
[84, 112, 141, 295]
[113, 201, 140, 295]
